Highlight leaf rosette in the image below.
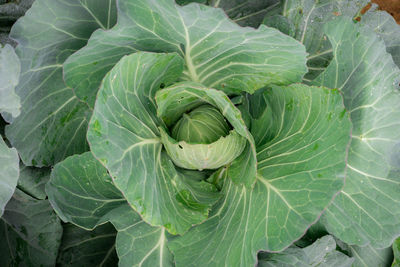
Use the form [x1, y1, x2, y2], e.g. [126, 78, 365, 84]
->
[45, 0, 352, 264]
[12, 0, 397, 266]
[84, 46, 352, 266]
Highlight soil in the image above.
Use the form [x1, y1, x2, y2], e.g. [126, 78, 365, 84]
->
[372, 0, 400, 23]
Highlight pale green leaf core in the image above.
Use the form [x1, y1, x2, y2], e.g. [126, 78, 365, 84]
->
[171, 104, 230, 144]
[161, 128, 246, 170]
[155, 81, 257, 187]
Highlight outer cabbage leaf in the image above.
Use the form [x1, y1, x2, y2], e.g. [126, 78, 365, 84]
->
[87, 52, 220, 235]
[17, 164, 50, 200]
[64, 0, 307, 106]
[257, 236, 354, 267]
[0, 189, 62, 267]
[274, 0, 369, 80]
[337, 241, 393, 267]
[57, 223, 118, 267]
[314, 18, 400, 248]
[156, 82, 256, 187]
[46, 152, 125, 229]
[273, 0, 400, 80]
[0, 136, 19, 216]
[5, 0, 117, 166]
[169, 83, 351, 267]
[298, 221, 393, 267]
[106, 204, 174, 267]
[210, 0, 280, 27]
[0, 44, 20, 119]
[360, 3, 400, 69]
[46, 150, 174, 266]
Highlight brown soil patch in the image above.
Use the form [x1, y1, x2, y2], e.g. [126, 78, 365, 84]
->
[372, 0, 400, 23]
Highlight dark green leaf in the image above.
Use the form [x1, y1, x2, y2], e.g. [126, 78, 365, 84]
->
[0, 189, 62, 267]
[211, 0, 280, 27]
[5, 0, 117, 166]
[338, 241, 393, 267]
[46, 152, 125, 230]
[17, 164, 50, 200]
[64, 0, 307, 106]
[107, 204, 174, 267]
[57, 223, 118, 267]
[0, 0, 34, 23]
[275, 0, 369, 80]
[314, 17, 400, 248]
[46, 150, 173, 266]
[393, 238, 400, 267]
[258, 236, 354, 267]
[275, 0, 400, 79]
[176, 0, 208, 5]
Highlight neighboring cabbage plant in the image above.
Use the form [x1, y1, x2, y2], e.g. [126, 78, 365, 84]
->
[1, 0, 400, 266]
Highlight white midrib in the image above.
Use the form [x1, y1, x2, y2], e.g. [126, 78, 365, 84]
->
[137, 228, 166, 267]
[182, 23, 200, 82]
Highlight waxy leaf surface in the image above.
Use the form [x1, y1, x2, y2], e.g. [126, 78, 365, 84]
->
[87, 52, 220, 235]
[46, 151, 172, 267]
[46, 152, 125, 229]
[276, 0, 400, 79]
[107, 204, 174, 267]
[314, 18, 400, 248]
[169, 83, 351, 267]
[5, 0, 117, 166]
[156, 82, 256, 187]
[64, 0, 307, 106]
